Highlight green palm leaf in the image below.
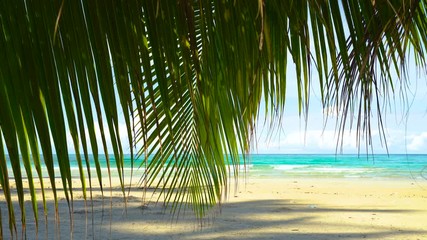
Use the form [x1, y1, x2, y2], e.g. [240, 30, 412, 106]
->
[1, 0, 427, 237]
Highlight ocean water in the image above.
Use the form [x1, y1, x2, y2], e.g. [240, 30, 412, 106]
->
[5, 154, 427, 180]
[242, 154, 427, 179]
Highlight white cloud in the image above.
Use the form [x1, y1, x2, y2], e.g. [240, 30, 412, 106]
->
[407, 132, 427, 151]
[255, 129, 362, 153]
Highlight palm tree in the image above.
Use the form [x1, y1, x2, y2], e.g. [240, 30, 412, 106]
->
[1, 0, 426, 237]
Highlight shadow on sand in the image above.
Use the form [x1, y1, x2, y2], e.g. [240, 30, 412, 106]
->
[1, 192, 426, 240]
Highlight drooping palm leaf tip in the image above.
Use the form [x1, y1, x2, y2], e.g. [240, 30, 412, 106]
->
[0, 0, 426, 237]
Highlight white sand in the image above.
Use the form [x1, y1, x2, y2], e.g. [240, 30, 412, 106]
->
[1, 177, 427, 239]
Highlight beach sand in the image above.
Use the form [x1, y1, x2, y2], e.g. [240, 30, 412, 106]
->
[1, 177, 427, 239]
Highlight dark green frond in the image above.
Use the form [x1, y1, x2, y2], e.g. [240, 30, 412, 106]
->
[1, 0, 427, 236]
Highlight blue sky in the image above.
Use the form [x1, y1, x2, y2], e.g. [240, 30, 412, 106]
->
[246, 3, 424, 155]
[253, 64, 427, 154]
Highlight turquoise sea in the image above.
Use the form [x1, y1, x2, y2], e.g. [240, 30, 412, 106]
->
[7, 154, 427, 180]
[90, 154, 427, 179]
[243, 154, 427, 179]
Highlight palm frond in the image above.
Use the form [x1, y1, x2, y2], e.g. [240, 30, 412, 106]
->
[1, 0, 427, 237]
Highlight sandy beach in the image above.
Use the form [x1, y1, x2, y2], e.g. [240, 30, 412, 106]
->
[1, 176, 427, 239]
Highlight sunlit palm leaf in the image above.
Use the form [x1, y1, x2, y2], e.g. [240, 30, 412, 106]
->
[1, 0, 427, 237]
